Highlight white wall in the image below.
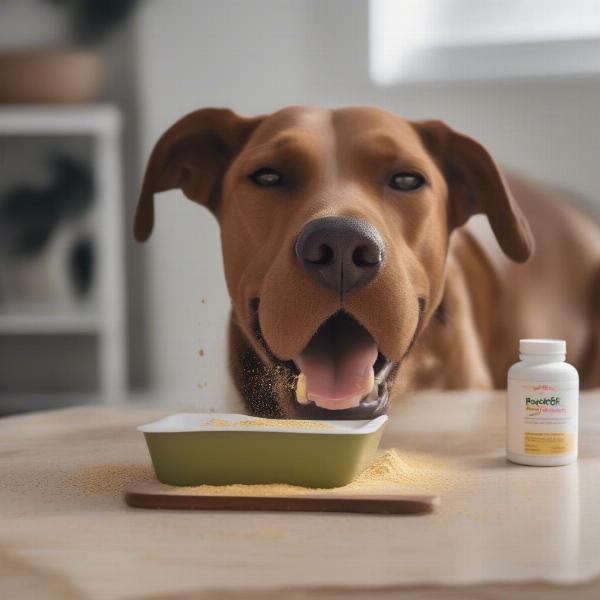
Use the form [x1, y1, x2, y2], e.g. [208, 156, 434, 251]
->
[133, 0, 600, 409]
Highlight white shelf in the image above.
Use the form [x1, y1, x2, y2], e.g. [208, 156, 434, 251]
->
[0, 105, 121, 135]
[0, 305, 99, 334]
[0, 104, 127, 401]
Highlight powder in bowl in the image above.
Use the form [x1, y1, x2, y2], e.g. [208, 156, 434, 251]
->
[207, 417, 333, 430]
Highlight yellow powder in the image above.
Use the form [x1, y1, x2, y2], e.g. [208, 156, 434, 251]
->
[347, 449, 452, 492]
[169, 449, 454, 497]
[206, 418, 333, 430]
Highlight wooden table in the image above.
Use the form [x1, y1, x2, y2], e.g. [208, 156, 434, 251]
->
[1, 391, 599, 599]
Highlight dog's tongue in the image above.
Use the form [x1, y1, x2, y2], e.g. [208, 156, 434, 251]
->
[294, 313, 378, 410]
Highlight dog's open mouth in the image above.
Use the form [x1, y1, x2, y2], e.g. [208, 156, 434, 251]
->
[250, 300, 401, 419]
[292, 311, 393, 418]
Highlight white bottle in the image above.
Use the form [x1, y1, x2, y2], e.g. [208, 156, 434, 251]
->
[507, 339, 579, 466]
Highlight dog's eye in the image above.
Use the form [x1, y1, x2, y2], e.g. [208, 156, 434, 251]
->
[389, 172, 425, 191]
[249, 168, 283, 187]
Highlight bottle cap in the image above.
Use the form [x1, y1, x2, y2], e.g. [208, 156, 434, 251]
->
[519, 338, 566, 355]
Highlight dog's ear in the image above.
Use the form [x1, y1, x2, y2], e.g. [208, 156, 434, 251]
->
[413, 120, 534, 262]
[134, 108, 262, 242]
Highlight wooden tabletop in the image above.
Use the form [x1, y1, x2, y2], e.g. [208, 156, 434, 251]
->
[1, 391, 600, 599]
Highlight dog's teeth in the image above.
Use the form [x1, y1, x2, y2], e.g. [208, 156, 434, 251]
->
[295, 373, 309, 404]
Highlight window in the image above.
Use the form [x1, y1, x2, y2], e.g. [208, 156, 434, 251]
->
[369, 0, 600, 84]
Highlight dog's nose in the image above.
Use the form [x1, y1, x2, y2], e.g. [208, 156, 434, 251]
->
[295, 216, 385, 294]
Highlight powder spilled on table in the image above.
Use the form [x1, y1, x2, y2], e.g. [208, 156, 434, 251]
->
[168, 449, 454, 497]
[347, 449, 451, 491]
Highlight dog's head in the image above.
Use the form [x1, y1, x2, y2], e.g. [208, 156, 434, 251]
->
[135, 106, 533, 418]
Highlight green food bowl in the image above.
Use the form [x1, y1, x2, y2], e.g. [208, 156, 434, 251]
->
[138, 413, 388, 488]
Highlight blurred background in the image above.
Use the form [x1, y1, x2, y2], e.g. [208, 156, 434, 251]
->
[1, 0, 599, 415]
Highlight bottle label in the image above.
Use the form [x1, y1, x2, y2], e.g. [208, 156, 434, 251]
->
[507, 379, 578, 456]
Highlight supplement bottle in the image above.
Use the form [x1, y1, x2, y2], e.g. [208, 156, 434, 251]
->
[507, 339, 578, 466]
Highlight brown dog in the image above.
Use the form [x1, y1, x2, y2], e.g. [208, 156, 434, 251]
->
[135, 106, 600, 418]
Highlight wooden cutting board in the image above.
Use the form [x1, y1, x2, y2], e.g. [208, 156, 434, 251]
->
[124, 482, 439, 514]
